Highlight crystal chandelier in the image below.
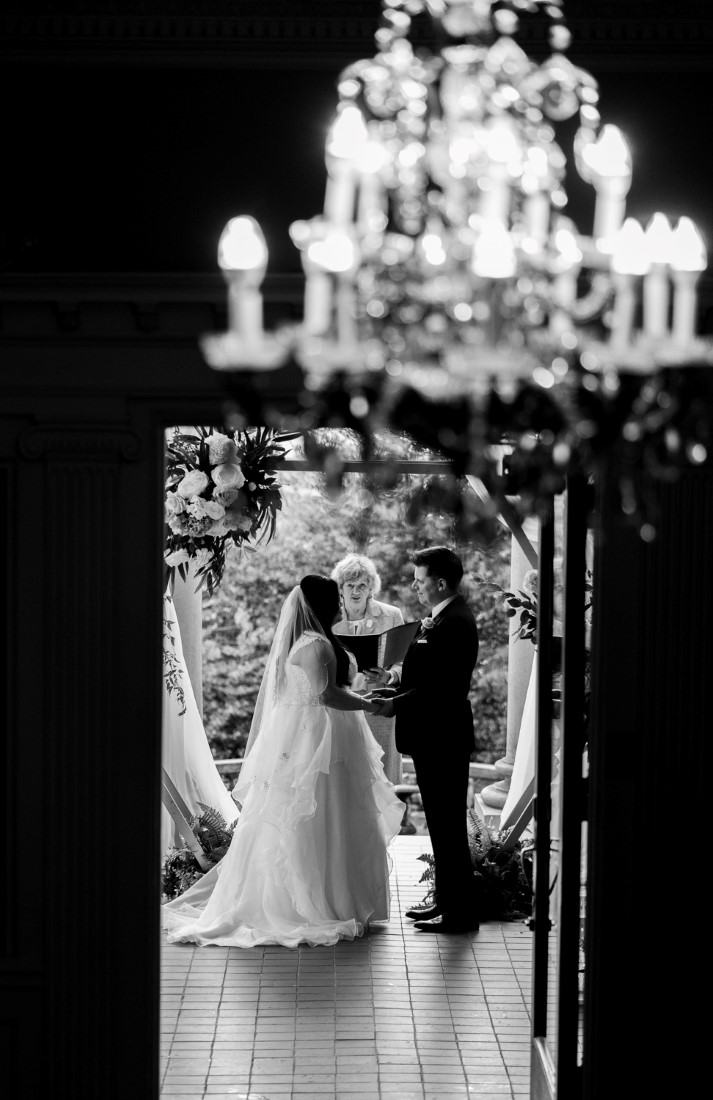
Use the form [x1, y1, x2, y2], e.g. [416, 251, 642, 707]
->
[203, 0, 709, 396]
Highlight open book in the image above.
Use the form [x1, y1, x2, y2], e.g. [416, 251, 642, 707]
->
[338, 619, 421, 672]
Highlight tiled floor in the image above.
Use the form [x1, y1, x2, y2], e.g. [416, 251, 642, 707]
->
[160, 836, 533, 1099]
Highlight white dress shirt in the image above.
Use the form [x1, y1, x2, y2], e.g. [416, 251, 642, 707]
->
[430, 594, 458, 620]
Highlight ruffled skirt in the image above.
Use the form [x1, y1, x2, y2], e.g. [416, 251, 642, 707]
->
[162, 702, 404, 948]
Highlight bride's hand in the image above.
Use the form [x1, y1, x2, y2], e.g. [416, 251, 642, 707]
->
[361, 696, 380, 714]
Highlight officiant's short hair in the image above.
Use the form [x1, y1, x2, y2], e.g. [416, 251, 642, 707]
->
[331, 553, 382, 596]
[411, 546, 463, 590]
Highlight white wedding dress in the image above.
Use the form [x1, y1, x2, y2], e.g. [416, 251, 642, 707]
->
[162, 621, 404, 949]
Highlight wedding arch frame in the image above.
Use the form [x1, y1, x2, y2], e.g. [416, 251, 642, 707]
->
[163, 438, 539, 849]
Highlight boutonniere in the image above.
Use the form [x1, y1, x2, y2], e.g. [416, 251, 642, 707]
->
[421, 616, 436, 631]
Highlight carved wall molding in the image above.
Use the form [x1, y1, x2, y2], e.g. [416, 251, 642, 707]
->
[2, 271, 712, 342]
[18, 424, 143, 461]
[0, 273, 302, 341]
[1, 4, 712, 70]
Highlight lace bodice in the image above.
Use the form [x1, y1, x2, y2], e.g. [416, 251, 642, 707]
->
[282, 632, 359, 706]
[282, 632, 330, 706]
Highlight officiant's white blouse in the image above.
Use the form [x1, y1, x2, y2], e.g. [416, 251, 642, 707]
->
[334, 597, 405, 784]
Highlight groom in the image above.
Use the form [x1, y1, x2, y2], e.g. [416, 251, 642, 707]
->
[372, 546, 480, 933]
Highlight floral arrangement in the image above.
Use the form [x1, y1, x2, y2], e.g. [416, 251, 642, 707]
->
[417, 809, 533, 921]
[162, 804, 237, 901]
[164, 425, 299, 596]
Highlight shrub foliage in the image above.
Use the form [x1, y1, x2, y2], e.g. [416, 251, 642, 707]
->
[201, 471, 513, 763]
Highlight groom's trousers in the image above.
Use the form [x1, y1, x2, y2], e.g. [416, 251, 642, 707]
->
[411, 743, 478, 915]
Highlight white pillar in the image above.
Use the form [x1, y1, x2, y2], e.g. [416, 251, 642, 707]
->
[171, 560, 204, 717]
[481, 517, 539, 810]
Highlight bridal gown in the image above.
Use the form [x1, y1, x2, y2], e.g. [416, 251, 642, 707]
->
[162, 632, 405, 948]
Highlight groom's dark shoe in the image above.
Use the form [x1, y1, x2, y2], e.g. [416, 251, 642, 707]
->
[413, 913, 480, 934]
[405, 902, 443, 921]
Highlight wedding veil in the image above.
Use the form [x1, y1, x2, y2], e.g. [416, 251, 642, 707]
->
[241, 585, 331, 762]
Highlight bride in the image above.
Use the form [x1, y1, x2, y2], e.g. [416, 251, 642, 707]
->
[162, 574, 405, 948]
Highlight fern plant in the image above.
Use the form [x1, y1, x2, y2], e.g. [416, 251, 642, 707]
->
[161, 804, 237, 901]
[417, 809, 533, 920]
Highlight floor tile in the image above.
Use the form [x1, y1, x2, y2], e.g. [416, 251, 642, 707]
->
[160, 836, 532, 1099]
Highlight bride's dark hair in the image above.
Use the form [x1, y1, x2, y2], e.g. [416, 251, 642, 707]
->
[299, 574, 350, 686]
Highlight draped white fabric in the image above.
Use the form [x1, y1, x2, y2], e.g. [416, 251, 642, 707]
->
[162, 628, 404, 948]
[499, 653, 537, 830]
[162, 597, 237, 853]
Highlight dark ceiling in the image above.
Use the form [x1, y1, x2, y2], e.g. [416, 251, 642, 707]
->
[2, 1, 712, 275]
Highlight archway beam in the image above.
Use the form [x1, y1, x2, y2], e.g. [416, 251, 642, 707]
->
[465, 475, 538, 569]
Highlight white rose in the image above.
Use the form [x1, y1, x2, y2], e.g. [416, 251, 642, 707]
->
[165, 548, 190, 567]
[205, 432, 238, 466]
[186, 498, 208, 518]
[211, 462, 246, 491]
[165, 490, 186, 515]
[177, 469, 210, 498]
[193, 548, 213, 569]
[213, 488, 239, 507]
[203, 500, 226, 520]
[167, 513, 189, 534]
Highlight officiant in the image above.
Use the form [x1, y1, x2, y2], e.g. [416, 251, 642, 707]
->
[331, 553, 405, 784]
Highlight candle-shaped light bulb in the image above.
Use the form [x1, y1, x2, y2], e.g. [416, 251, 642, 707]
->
[610, 219, 649, 353]
[306, 229, 360, 349]
[218, 216, 268, 275]
[307, 230, 358, 274]
[472, 222, 516, 279]
[644, 212, 674, 265]
[550, 224, 582, 336]
[582, 125, 632, 247]
[643, 213, 673, 340]
[611, 218, 650, 276]
[326, 104, 368, 160]
[356, 139, 388, 228]
[324, 105, 367, 226]
[669, 217, 707, 272]
[480, 119, 519, 226]
[669, 218, 708, 349]
[581, 124, 632, 182]
[523, 145, 550, 245]
[218, 216, 268, 344]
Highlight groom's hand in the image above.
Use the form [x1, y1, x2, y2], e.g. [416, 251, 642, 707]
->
[365, 687, 396, 718]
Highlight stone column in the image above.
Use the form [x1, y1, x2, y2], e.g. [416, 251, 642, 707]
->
[481, 516, 539, 810]
[170, 560, 204, 716]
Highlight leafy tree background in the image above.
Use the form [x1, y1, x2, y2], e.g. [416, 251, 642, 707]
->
[201, 471, 512, 763]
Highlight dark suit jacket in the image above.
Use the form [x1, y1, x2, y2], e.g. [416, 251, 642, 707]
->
[392, 593, 479, 757]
